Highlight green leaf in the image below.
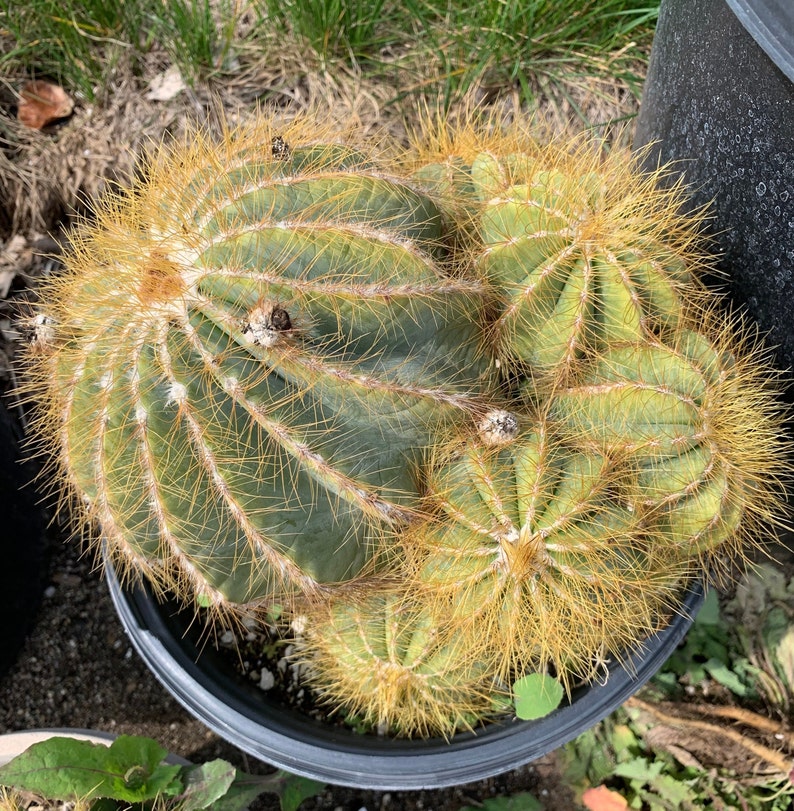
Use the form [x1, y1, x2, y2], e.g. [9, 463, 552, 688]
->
[460, 793, 544, 811]
[564, 727, 615, 785]
[646, 773, 700, 806]
[703, 658, 751, 697]
[179, 760, 238, 811]
[613, 757, 664, 783]
[0, 735, 183, 803]
[651, 671, 679, 693]
[203, 775, 271, 811]
[278, 771, 326, 811]
[513, 672, 564, 720]
[610, 724, 640, 762]
[208, 770, 324, 811]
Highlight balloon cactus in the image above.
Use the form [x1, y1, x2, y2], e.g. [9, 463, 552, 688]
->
[298, 590, 504, 738]
[403, 412, 687, 687]
[23, 112, 789, 738]
[24, 115, 495, 613]
[408, 123, 709, 383]
[549, 323, 787, 562]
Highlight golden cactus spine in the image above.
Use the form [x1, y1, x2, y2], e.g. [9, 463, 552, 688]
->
[296, 589, 506, 739]
[550, 318, 790, 569]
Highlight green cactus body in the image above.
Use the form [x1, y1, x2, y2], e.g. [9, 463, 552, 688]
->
[30, 118, 495, 610]
[298, 592, 503, 738]
[25, 113, 791, 739]
[468, 151, 697, 380]
[549, 330, 782, 556]
[406, 418, 683, 683]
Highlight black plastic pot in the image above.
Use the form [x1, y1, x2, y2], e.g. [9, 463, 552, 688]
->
[634, 0, 794, 380]
[0, 399, 48, 680]
[107, 564, 703, 790]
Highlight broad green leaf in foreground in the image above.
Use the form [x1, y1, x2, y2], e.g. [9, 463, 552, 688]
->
[278, 771, 327, 811]
[0, 735, 183, 802]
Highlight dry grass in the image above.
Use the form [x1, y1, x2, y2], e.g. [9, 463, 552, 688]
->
[0, 29, 645, 241]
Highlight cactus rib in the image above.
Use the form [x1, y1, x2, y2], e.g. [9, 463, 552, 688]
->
[25, 114, 496, 611]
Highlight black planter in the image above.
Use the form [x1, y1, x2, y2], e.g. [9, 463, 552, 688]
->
[107, 564, 703, 790]
[634, 0, 794, 380]
[0, 399, 48, 680]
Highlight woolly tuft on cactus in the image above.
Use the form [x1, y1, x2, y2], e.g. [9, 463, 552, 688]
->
[23, 114, 496, 614]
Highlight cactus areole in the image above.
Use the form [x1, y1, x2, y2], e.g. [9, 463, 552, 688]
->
[29, 118, 493, 610]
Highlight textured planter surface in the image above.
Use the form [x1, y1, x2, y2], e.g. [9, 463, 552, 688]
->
[726, 0, 794, 81]
[634, 0, 794, 382]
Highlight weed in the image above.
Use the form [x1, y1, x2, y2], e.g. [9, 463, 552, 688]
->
[654, 563, 794, 709]
[652, 588, 762, 700]
[2, 0, 658, 120]
[0, 0, 241, 100]
[564, 707, 794, 809]
[392, 0, 657, 112]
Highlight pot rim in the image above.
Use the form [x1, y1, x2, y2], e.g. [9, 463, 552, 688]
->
[725, 0, 794, 82]
[106, 563, 704, 790]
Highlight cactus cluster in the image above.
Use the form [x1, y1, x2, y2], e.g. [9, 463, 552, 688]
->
[26, 116, 495, 615]
[24, 112, 788, 738]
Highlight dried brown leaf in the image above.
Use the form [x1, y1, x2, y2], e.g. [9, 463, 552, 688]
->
[17, 80, 74, 129]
